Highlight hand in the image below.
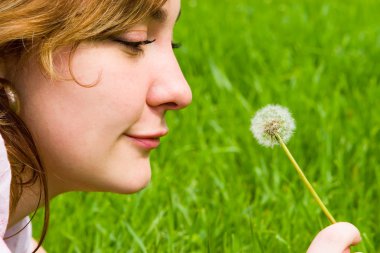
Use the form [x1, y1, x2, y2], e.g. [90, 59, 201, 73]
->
[307, 222, 361, 253]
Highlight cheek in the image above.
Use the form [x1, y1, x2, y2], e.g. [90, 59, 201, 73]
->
[20, 44, 146, 137]
[14, 45, 151, 192]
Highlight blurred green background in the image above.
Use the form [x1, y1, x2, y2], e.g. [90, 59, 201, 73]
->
[33, 0, 380, 252]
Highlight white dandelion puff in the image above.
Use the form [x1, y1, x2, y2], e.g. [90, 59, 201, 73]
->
[250, 105, 296, 147]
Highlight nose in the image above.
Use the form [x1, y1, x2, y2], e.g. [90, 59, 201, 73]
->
[146, 51, 192, 111]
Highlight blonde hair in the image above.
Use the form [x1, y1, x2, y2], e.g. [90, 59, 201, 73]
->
[0, 0, 167, 252]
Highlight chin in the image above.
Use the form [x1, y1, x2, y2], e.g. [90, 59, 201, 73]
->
[123, 175, 151, 194]
[111, 165, 152, 194]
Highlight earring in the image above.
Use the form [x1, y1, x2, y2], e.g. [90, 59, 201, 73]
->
[4, 85, 20, 114]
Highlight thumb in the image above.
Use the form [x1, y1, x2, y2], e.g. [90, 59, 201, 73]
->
[307, 222, 361, 253]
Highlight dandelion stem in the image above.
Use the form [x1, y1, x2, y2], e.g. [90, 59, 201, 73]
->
[274, 133, 336, 224]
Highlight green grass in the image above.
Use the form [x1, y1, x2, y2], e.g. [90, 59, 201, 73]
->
[33, 0, 380, 252]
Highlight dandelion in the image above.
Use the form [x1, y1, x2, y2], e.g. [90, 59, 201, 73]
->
[250, 105, 295, 148]
[250, 104, 336, 224]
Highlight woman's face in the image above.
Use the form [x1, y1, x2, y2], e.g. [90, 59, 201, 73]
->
[12, 0, 191, 195]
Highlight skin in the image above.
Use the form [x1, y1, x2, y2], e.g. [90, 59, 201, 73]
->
[1, 0, 361, 252]
[307, 222, 362, 253]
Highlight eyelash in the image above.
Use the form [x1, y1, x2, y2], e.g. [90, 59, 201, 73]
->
[172, 42, 182, 49]
[112, 38, 182, 54]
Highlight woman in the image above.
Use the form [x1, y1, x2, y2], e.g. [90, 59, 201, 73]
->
[0, 0, 360, 252]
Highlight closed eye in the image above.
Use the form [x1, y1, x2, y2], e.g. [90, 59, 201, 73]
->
[111, 38, 182, 54]
[111, 38, 156, 54]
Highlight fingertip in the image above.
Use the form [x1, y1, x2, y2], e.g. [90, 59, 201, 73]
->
[307, 222, 361, 253]
[333, 222, 361, 245]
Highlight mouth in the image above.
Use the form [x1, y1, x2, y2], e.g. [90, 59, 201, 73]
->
[124, 130, 168, 150]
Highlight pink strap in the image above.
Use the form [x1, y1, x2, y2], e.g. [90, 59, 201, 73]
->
[0, 239, 11, 253]
[0, 133, 11, 252]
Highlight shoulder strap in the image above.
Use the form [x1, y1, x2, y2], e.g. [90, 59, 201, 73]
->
[0, 133, 12, 240]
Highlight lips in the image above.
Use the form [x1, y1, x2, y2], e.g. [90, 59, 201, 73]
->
[127, 136, 160, 149]
[125, 130, 168, 150]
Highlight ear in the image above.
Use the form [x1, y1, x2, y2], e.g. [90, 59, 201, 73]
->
[0, 58, 21, 114]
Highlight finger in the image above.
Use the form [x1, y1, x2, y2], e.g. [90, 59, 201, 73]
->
[307, 222, 361, 253]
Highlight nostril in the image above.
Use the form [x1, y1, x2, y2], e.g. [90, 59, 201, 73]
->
[163, 102, 178, 109]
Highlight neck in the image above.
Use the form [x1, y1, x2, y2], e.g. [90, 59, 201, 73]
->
[7, 181, 44, 229]
[7, 173, 66, 229]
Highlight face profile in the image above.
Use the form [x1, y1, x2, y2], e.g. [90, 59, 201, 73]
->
[10, 0, 191, 196]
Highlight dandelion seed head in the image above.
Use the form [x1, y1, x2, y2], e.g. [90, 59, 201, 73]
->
[250, 104, 296, 147]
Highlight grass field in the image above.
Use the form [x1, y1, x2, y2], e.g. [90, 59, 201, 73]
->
[33, 0, 380, 252]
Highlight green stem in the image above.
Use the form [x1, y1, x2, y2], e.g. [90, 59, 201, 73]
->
[274, 133, 336, 224]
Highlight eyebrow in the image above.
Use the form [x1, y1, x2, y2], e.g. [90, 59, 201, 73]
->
[151, 8, 181, 23]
